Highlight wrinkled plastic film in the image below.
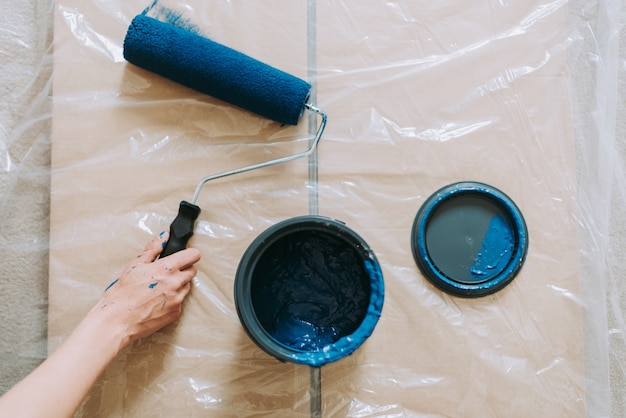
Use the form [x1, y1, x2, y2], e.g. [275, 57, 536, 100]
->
[606, 0, 626, 412]
[0, 0, 53, 395]
[50, 0, 614, 416]
[0, 0, 621, 416]
[577, 0, 626, 414]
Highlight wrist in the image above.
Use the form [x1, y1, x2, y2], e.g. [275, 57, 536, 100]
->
[78, 304, 129, 361]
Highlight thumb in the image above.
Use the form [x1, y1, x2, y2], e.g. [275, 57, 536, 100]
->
[136, 231, 169, 263]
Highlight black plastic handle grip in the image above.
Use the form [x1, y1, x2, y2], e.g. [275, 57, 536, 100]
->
[160, 201, 201, 258]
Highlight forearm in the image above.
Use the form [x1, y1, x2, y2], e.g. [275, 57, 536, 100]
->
[0, 311, 123, 418]
[0, 236, 200, 418]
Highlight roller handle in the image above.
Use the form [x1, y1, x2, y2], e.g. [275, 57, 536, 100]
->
[161, 201, 201, 258]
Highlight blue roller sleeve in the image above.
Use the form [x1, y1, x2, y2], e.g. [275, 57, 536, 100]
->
[123, 14, 311, 125]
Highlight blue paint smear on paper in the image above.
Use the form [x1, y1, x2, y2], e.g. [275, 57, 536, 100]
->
[251, 231, 370, 352]
[470, 214, 515, 280]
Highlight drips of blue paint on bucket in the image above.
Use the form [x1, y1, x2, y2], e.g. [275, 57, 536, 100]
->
[234, 216, 384, 366]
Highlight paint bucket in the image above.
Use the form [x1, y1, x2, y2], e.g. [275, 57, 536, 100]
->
[411, 181, 529, 298]
[234, 216, 384, 367]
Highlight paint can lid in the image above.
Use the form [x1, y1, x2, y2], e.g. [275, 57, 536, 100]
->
[411, 182, 529, 297]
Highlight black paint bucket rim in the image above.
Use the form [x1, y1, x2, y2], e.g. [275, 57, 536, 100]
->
[234, 215, 384, 367]
[411, 181, 529, 298]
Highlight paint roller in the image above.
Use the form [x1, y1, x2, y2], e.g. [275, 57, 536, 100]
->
[123, 13, 327, 257]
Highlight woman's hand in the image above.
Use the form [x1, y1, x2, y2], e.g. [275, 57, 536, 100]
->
[89, 232, 202, 353]
[0, 233, 201, 418]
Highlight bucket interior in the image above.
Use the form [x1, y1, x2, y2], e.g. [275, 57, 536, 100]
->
[249, 229, 371, 352]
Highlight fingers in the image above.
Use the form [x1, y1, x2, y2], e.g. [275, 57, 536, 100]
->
[135, 281, 192, 338]
[138, 231, 201, 268]
[161, 265, 197, 291]
[158, 247, 201, 272]
[117, 233, 200, 290]
[96, 234, 202, 349]
[135, 231, 169, 263]
[174, 281, 193, 303]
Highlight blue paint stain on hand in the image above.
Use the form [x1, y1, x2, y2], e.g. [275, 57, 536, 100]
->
[470, 214, 515, 280]
[148, 282, 158, 289]
[105, 278, 119, 291]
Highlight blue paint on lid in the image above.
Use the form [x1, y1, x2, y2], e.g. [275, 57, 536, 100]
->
[470, 214, 515, 281]
[411, 182, 528, 298]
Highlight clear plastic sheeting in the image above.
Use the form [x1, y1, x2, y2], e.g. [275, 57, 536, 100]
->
[0, 0, 52, 396]
[0, 0, 619, 416]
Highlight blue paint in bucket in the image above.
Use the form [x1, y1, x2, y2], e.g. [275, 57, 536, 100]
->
[411, 182, 528, 297]
[234, 216, 384, 366]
